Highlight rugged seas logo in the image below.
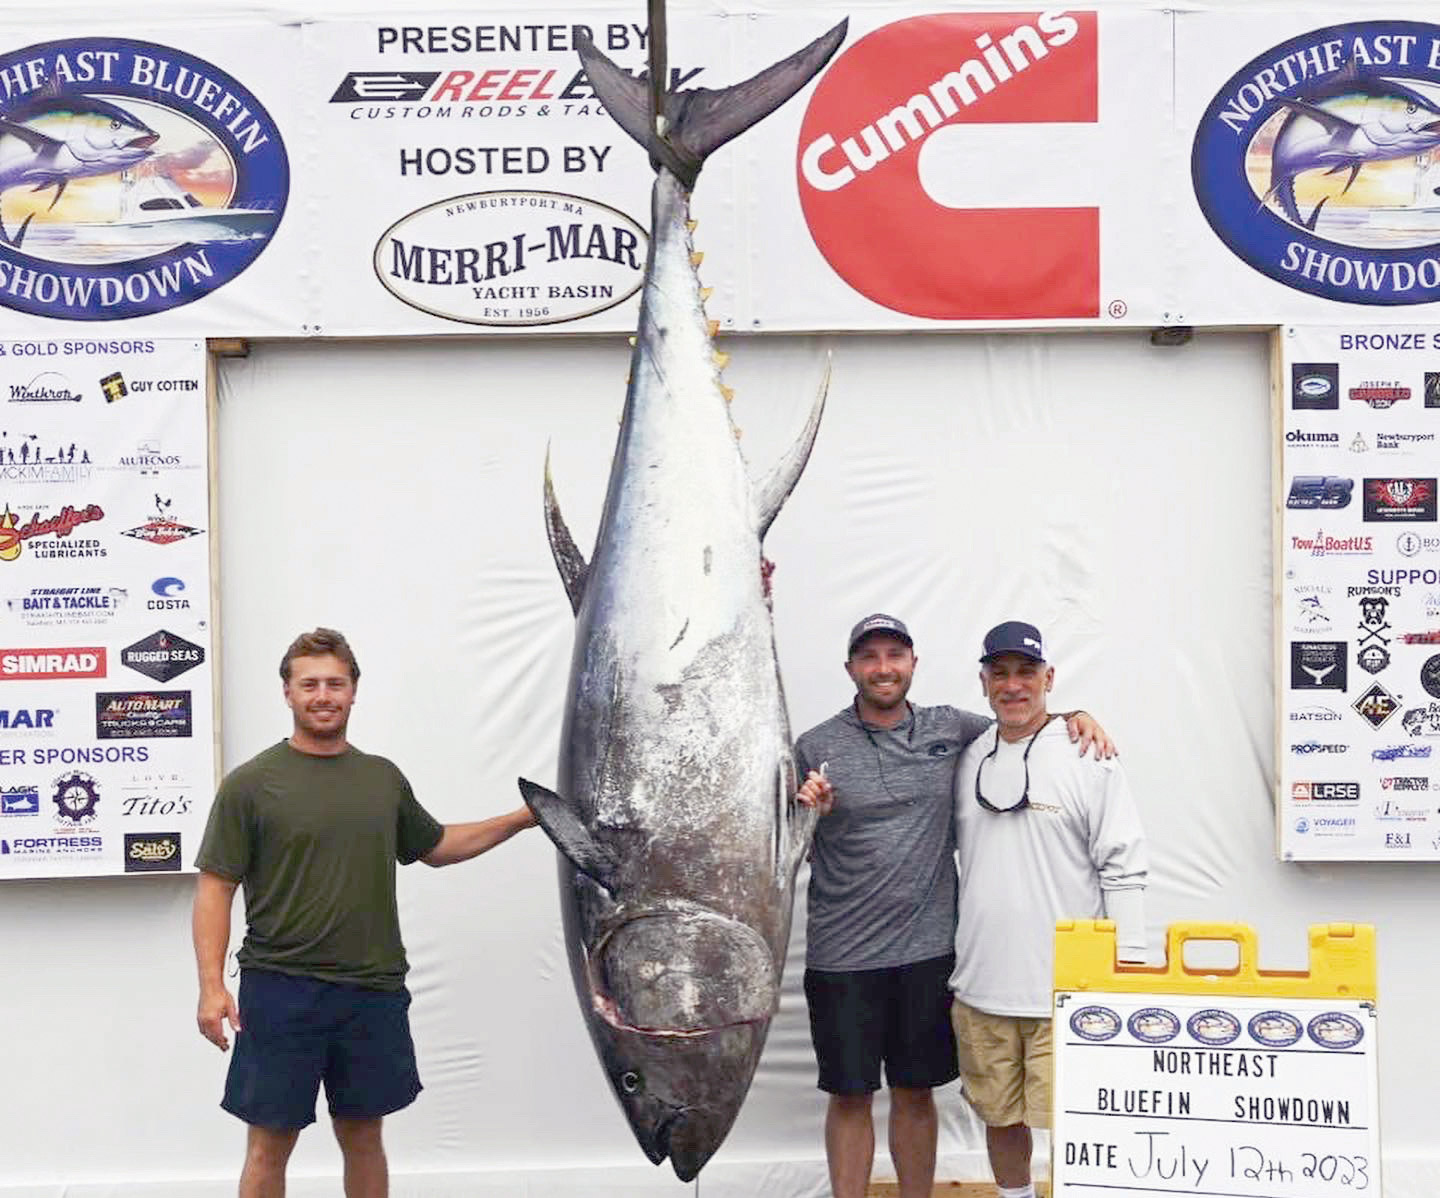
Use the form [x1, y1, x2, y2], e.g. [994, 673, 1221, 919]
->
[374, 190, 646, 326]
[0, 39, 287, 321]
[1194, 21, 1440, 305]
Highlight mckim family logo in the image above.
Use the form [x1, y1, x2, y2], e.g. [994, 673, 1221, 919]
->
[1194, 21, 1440, 305]
[0, 38, 287, 321]
[797, 11, 1098, 320]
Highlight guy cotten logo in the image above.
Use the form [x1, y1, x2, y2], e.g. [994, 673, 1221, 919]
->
[1193, 21, 1440, 306]
[99, 372, 126, 403]
[0, 38, 288, 321]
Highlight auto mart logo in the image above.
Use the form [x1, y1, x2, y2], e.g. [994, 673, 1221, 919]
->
[797, 10, 1098, 320]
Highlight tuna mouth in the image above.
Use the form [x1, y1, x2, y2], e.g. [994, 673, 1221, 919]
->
[586, 908, 776, 1036]
[129, 133, 159, 149]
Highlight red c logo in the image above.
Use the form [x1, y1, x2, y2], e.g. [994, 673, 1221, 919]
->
[798, 11, 1099, 320]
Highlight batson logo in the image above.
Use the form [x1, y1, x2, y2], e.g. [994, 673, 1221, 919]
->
[0, 39, 287, 321]
[1292, 363, 1338, 409]
[1194, 21, 1440, 306]
[374, 191, 647, 326]
[1363, 477, 1437, 521]
[0, 502, 103, 559]
[797, 12, 1098, 319]
[0, 647, 105, 679]
[123, 831, 180, 872]
[120, 630, 202, 682]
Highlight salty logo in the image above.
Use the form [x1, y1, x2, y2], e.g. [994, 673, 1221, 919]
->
[0, 38, 288, 321]
[1194, 21, 1440, 305]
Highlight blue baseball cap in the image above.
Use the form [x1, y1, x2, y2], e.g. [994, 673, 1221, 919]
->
[980, 621, 1045, 663]
[848, 613, 912, 655]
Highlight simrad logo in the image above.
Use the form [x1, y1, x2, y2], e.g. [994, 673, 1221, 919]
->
[0, 38, 288, 321]
[797, 11, 1098, 319]
[1194, 20, 1440, 306]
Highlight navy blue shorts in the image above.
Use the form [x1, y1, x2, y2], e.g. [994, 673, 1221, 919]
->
[804, 952, 960, 1095]
[222, 969, 422, 1129]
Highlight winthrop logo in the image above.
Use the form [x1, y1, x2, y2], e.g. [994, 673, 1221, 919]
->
[797, 11, 1098, 319]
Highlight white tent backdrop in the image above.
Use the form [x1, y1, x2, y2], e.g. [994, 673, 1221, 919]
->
[2, 329, 1436, 1195]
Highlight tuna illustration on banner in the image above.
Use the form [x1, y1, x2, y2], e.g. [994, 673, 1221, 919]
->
[517, 3, 845, 1182]
[1194, 20, 1440, 305]
[0, 38, 287, 320]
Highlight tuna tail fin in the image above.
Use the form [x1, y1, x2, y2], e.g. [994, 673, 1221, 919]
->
[576, 19, 848, 188]
[518, 777, 618, 892]
[543, 444, 589, 615]
[754, 354, 830, 540]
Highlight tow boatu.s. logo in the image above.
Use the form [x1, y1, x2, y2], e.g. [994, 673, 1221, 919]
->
[0, 38, 288, 321]
[1194, 21, 1440, 305]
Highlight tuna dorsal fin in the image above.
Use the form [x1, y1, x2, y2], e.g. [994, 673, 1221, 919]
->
[576, 19, 847, 186]
[0, 118, 61, 155]
[543, 446, 589, 615]
[754, 355, 831, 539]
[518, 777, 618, 891]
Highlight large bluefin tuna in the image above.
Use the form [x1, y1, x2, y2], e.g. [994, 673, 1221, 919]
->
[518, 11, 847, 1182]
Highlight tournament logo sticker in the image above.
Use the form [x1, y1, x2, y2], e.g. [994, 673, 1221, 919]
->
[95, 690, 191, 739]
[1363, 477, 1437, 521]
[1187, 1008, 1241, 1046]
[1248, 1010, 1304, 1048]
[51, 770, 99, 824]
[1194, 21, 1440, 305]
[1291, 640, 1347, 690]
[1353, 681, 1399, 728]
[123, 830, 181, 872]
[1291, 362, 1338, 409]
[0, 38, 288, 321]
[373, 190, 647, 327]
[1069, 1005, 1121, 1042]
[1307, 1011, 1365, 1049]
[1127, 1007, 1181, 1044]
[120, 629, 203, 682]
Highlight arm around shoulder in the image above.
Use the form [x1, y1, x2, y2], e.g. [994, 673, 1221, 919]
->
[422, 804, 538, 867]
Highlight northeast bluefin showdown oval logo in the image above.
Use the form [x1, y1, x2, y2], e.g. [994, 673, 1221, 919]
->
[0, 38, 287, 321]
[1194, 21, 1440, 305]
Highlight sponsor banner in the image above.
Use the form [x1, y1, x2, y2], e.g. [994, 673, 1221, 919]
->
[1281, 325, 1440, 859]
[0, 338, 214, 879]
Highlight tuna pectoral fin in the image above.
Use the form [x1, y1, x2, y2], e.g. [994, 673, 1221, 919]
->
[543, 446, 589, 615]
[576, 20, 847, 179]
[754, 356, 830, 539]
[518, 777, 617, 890]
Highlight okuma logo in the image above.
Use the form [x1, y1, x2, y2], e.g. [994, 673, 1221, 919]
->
[0, 38, 288, 321]
[1194, 21, 1440, 305]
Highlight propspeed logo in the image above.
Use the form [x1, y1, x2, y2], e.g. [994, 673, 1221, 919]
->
[797, 10, 1098, 319]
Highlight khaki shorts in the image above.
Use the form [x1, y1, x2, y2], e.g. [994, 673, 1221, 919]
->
[950, 998, 1052, 1128]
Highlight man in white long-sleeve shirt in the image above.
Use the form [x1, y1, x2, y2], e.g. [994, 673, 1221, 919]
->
[950, 621, 1147, 1198]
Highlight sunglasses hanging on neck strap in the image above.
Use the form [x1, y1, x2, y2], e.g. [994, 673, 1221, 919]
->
[974, 714, 1058, 813]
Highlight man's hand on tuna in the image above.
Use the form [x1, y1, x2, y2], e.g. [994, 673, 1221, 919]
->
[797, 764, 834, 815]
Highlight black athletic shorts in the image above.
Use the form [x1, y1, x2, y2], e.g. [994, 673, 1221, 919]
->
[803, 952, 960, 1094]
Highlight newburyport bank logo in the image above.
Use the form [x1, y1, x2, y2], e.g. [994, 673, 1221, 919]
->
[0, 38, 288, 321]
[1194, 21, 1440, 306]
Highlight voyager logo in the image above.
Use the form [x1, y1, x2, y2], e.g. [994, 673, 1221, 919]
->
[1194, 21, 1440, 305]
[797, 11, 1097, 319]
[0, 38, 287, 321]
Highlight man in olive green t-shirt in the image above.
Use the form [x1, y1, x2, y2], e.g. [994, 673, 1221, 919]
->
[192, 627, 535, 1198]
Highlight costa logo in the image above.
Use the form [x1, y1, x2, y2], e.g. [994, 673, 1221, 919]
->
[797, 11, 1098, 319]
[373, 191, 646, 327]
[0, 39, 288, 321]
[1194, 21, 1440, 305]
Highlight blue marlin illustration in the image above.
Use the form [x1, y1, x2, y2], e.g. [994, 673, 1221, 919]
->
[0, 94, 158, 246]
[1264, 73, 1440, 230]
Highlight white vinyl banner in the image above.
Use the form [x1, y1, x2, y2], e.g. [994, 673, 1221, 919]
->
[1052, 991, 1381, 1197]
[1280, 325, 1440, 862]
[0, 336, 215, 878]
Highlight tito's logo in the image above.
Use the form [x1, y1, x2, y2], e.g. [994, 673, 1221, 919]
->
[797, 10, 1098, 320]
[1194, 21, 1440, 305]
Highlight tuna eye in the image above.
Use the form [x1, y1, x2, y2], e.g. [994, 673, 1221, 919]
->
[110, 119, 120, 129]
[620, 1071, 642, 1094]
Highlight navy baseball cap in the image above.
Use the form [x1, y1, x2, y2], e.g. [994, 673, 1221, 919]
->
[980, 621, 1045, 663]
[848, 613, 913, 655]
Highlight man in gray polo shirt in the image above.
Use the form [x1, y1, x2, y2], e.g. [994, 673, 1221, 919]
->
[795, 614, 1110, 1198]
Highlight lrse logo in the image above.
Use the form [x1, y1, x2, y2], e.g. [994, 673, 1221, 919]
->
[797, 10, 1098, 319]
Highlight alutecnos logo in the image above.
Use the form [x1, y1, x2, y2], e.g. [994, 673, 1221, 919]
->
[373, 191, 645, 326]
[1194, 22, 1440, 305]
[797, 11, 1098, 320]
[0, 39, 288, 321]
